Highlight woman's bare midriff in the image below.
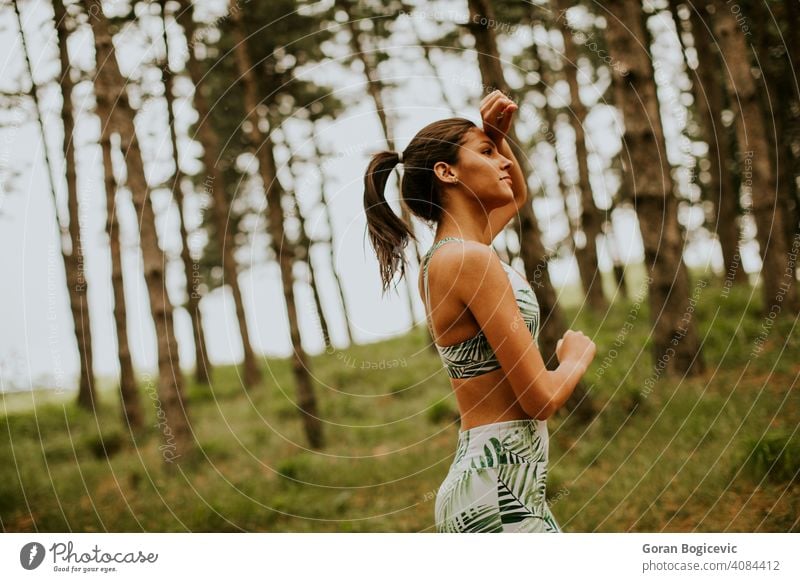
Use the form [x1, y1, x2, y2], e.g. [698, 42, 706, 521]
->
[451, 369, 533, 431]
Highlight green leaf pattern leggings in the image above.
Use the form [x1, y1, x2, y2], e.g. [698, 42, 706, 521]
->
[434, 418, 563, 532]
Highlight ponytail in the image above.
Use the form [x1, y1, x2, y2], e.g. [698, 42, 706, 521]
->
[362, 117, 475, 295]
[363, 151, 416, 294]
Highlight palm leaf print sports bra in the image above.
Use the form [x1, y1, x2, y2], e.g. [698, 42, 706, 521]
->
[422, 236, 541, 379]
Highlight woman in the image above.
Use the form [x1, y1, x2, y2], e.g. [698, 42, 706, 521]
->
[363, 90, 597, 532]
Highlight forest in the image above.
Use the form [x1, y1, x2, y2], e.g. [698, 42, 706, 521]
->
[0, 0, 798, 532]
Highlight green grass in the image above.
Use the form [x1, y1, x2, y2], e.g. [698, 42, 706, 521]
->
[1, 275, 798, 532]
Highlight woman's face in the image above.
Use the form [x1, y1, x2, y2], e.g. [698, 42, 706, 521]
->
[440, 127, 514, 209]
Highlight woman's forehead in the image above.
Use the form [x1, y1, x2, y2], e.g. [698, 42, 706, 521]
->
[464, 127, 490, 145]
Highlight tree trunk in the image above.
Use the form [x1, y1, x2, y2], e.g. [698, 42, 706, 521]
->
[604, 0, 705, 376]
[610, 157, 636, 300]
[293, 211, 332, 351]
[678, 1, 748, 285]
[86, 0, 192, 460]
[98, 121, 143, 431]
[602, 219, 627, 298]
[529, 37, 579, 251]
[529, 54, 585, 289]
[467, 0, 596, 423]
[174, 0, 261, 389]
[303, 251, 332, 351]
[663, 1, 706, 204]
[561, 9, 631, 300]
[785, 0, 800, 244]
[15, 0, 97, 411]
[158, 0, 212, 385]
[748, 0, 799, 259]
[60, 0, 142, 431]
[278, 131, 333, 351]
[310, 124, 355, 345]
[552, 1, 608, 310]
[230, 1, 323, 449]
[711, 1, 798, 313]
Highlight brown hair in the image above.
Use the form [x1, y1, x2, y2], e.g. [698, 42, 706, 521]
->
[363, 117, 476, 294]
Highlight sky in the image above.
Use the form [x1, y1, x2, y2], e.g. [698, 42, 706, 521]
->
[0, 0, 758, 393]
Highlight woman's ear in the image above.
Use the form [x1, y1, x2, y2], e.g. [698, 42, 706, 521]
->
[433, 161, 458, 185]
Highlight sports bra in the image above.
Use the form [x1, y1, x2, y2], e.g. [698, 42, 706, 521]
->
[422, 236, 541, 379]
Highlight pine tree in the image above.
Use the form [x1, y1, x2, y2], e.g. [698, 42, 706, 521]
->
[173, 0, 261, 389]
[551, 1, 608, 310]
[157, 0, 212, 384]
[85, 0, 192, 459]
[711, 0, 798, 313]
[229, 0, 323, 448]
[14, 0, 97, 411]
[604, 0, 705, 376]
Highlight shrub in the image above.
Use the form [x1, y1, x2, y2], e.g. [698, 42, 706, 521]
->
[743, 431, 800, 484]
[276, 455, 313, 482]
[82, 430, 124, 460]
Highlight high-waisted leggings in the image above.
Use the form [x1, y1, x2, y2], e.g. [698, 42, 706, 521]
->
[434, 418, 562, 533]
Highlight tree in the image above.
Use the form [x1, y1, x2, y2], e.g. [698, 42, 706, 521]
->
[229, 0, 323, 448]
[784, 0, 800, 236]
[307, 116, 356, 346]
[85, 0, 192, 459]
[173, 0, 261, 389]
[603, 0, 705, 376]
[711, 0, 798, 313]
[52, 0, 142, 430]
[671, 0, 747, 285]
[275, 129, 333, 351]
[551, 0, 608, 310]
[745, 0, 800, 257]
[158, 0, 212, 384]
[523, 26, 581, 267]
[14, 0, 96, 411]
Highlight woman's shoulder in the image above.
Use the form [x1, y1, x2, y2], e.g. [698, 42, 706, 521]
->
[426, 240, 507, 292]
[427, 239, 496, 271]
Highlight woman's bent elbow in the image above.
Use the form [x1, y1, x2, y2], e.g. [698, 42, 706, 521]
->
[521, 375, 558, 420]
[522, 399, 553, 421]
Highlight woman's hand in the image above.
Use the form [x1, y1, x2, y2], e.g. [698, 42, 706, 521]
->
[480, 89, 518, 145]
[556, 330, 596, 373]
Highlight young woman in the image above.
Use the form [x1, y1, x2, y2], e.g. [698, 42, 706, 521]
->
[363, 90, 596, 532]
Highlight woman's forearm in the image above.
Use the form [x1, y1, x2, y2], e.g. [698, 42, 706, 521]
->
[495, 137, 528, 204]
[545, 359, 587, 417]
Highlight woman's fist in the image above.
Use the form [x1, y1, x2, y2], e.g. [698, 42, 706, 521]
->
[556, 329, 596, 369]
[480, 89, 517, 144]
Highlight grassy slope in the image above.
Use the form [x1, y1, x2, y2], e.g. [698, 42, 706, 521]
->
[1, 273, 798, 532]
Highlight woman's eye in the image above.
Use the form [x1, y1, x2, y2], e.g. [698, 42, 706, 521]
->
[483, 149, 492, 155]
